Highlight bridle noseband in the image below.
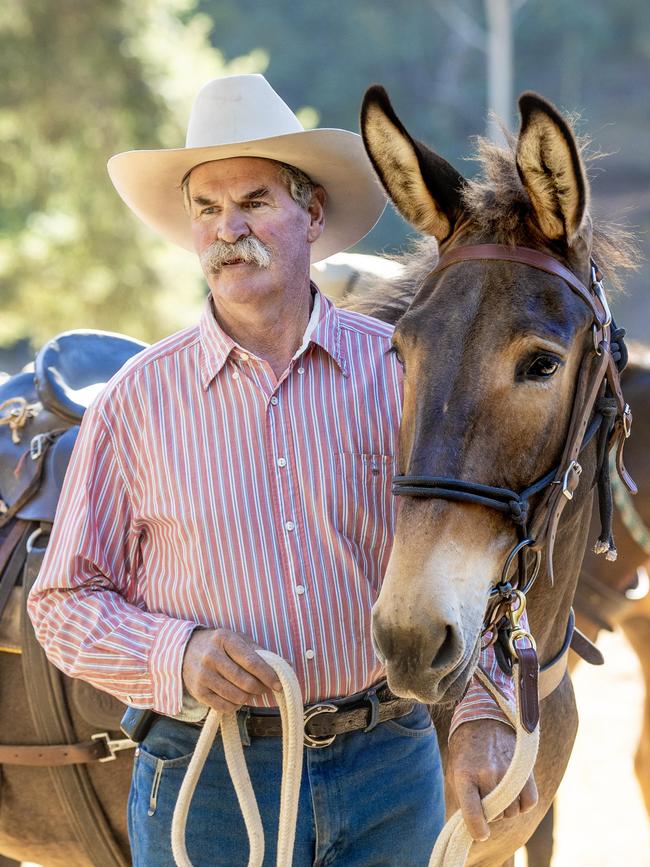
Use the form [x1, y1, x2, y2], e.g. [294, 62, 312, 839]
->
[391, 244, 637, 655]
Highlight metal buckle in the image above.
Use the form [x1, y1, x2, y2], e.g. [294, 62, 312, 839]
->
[623, 404, 632, 438]
[591, 267, 612, 329]
[303, 703, 338, 748]
[30, 433, 49, 461]
[91, 732, 137, 762]
[26, 527, 43, 554]
[560, 460, 582, 501]
[592, 324, 603, 355]
[626, 566, 649, 602]
[505, 590, 537, 659]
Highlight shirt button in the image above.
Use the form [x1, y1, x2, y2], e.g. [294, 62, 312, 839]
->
[277, 457, 287, 467]
[295, 585, 305, 595]
[232, 370, 240, 379]
[285, 520, 295, 531]
[270, 396, 279, 405]
[305, 649, 315, 660]
[239, 352, 250, 361]
[297, 367, 305, 375]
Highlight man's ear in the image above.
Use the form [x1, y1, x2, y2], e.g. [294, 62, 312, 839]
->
[307, 185, 326, 243]
[516, 92, 588, 244]
[361, 85, 466, 242]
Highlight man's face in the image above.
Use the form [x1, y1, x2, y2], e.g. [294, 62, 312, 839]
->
[187, 157, 324, 307]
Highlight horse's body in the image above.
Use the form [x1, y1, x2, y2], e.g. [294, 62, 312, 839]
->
[577, 353, 650, 756]
[0, 332, 145, 867]
[0, 650, 132, 866]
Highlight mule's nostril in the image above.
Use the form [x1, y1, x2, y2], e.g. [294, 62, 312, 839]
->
[430, 624, 459, 671]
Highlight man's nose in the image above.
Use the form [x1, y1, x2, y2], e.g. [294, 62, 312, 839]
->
[216, 205, 250, 244]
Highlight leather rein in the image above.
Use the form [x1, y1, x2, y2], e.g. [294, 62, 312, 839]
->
[391, 243, 637, 696]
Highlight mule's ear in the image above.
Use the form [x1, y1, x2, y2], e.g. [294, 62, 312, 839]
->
[516, 92, 588, 243]
[361, 85, 466, 241]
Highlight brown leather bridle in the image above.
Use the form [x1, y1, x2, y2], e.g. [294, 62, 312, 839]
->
[391, 244, 637, 654]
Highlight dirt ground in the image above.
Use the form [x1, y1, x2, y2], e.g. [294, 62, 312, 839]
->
[22, 628, 649, 867]
[516, 628, 650, 867]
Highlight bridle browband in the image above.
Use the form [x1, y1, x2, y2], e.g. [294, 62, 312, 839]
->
[391, 243, 637, 651]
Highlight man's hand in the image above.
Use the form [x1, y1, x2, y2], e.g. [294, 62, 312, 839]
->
[447, 718, 538, 842]
[182, 628, 281, 713]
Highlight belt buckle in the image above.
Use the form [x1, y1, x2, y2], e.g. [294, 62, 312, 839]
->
[303, 702, 338, 748]
[560, 460, 582, 500]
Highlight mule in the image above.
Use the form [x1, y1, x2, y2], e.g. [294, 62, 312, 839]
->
[525, 349, 650, 867]
[354, 86, 637, 866]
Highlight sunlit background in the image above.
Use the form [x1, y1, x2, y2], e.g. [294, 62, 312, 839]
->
[1, 0, 648, 370]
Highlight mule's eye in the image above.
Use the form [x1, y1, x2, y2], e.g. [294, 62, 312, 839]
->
[389, 344, 405, 367]
[526, 354, 561, 379]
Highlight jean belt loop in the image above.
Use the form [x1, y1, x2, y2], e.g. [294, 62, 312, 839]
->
[363, 688, 381, 733]
[237, 707, 251, 747]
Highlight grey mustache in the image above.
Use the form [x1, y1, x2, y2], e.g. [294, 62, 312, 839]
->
[200, 236, 272, 272]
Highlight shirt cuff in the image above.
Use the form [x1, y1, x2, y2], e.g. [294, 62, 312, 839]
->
[448, 674, 514, 740]
[148, 618, 198, 715]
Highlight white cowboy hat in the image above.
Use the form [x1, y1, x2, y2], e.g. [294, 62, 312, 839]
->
[107, 74, 386, 263]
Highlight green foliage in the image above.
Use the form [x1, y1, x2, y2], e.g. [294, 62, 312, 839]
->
[0, 0, 264, 347]
[1, 0, 648, 350]
[199, 0, 650, 254]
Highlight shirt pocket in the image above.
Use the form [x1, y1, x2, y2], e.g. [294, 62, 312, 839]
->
[333, 453, 395, 545]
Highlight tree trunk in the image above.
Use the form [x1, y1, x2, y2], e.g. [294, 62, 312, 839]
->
[485, 0, 513, 140]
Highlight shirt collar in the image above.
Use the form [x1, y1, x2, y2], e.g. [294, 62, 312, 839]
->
[199, 283, 347, 389]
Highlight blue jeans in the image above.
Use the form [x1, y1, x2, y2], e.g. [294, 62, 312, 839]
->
[128, 703, 445, 866]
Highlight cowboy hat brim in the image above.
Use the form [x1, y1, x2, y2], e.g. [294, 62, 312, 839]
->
[107, 128, 387, 263]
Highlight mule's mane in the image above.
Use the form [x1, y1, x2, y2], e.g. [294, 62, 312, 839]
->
[344, 134, 638, 324]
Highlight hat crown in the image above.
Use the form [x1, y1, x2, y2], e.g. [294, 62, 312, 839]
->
[186, 74, 304, 149]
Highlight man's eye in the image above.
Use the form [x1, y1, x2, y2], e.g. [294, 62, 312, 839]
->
[245, 201, 265, 209]
[525, 354, 561, 379]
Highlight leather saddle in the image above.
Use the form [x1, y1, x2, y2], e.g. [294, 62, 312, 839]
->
[0, 328, 147, 726]
[0, 329, 147, 526]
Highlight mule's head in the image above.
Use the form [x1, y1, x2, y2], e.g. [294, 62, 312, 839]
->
[362, 87, 602, 703]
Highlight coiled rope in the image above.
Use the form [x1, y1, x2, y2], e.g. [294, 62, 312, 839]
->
[171, 651, 304, 867]
[171, 651, 539, 867]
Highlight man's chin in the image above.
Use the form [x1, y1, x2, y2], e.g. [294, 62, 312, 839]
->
[208, 268, 273, 299]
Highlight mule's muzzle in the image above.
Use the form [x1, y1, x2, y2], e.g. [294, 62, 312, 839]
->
[372, 613, 472, 703]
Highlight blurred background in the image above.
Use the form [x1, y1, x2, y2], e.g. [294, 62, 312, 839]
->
[3, 4, 650, 865]
[0, 0, 648, 368]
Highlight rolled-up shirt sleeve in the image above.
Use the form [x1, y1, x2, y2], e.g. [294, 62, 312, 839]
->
[27, 402, 197, 716]
[448, 611, 531, 739]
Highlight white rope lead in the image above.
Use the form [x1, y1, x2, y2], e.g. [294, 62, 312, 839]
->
[428, 666, 540, 866]
[171, 651, 304, 867]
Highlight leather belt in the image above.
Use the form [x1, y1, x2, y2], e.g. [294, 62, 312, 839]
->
[190, 683, 418, 748]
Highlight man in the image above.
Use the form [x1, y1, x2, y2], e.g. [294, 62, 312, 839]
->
[29, 75, 535, 865]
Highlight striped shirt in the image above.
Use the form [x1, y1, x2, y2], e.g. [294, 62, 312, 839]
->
[28, 288, 513, 731]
